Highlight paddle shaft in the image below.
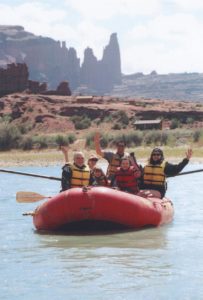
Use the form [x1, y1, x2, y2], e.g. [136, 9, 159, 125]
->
[174, 168, 203, 177]
[0, 169, 61, 181]
[1, 167, 203, 182]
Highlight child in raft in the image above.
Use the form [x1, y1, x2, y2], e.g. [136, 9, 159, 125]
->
[92, 166, 109, 187]
[111, 156, 141, 194]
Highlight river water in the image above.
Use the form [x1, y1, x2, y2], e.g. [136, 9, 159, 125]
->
[0, 164, 203, 300]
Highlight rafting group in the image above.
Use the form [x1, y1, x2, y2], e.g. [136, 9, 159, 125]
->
[60, 132, 193, 199]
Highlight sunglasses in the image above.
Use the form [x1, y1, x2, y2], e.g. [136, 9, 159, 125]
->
[152, 153, 161, 156]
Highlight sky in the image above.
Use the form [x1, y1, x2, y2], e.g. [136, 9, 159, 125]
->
[1, 0, 203, 75]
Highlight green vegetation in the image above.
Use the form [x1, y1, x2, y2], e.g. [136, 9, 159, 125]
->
[86, 128, 203, 149]
[193, 130, 201, 143]
[1, 114, 203, 153]
[112, 111, 129, 126]
[71, 115, 92, 129]
[0, 121, 77, 151]
[170, 118, 180, 129]
[112, 123, 122, 130]
[0, 123, 21, 150]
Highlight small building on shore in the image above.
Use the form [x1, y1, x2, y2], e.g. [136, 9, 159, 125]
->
[133, 119, 162, 130]
[76, 96, 93, 103]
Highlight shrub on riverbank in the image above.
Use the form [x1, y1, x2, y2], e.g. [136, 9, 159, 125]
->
[0, 120, 203, 151]
[0, 123, 22, 150]
[85, 128, 203, 149]
[0, 121, 77, 150]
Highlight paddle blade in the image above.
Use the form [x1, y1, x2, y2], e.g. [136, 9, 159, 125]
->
[16, 191, 47, 203]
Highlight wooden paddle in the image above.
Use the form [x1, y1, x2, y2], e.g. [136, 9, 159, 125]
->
[0, 169, 61, 181]
[16, 191, 51, 203]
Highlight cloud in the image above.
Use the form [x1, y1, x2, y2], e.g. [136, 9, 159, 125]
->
[122, 13, 203, 73]
[0, 2, 73, 42]
[65, 0, 162, 20]
[172, 0, 203, 11]
[127, 13, 203, 43]
[0, 2, 66, 25]
[0, 0, 203, 74]
[0, 2, 110, 60]
[72, 22, 110, 60]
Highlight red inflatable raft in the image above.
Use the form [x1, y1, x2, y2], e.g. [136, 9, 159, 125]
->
[33, 186, 174, 231]
[33, 187, 174, 230]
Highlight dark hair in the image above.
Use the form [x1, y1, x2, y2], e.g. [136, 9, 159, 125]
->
[121, 156, 130, 161]
[150, 148, 164, 164]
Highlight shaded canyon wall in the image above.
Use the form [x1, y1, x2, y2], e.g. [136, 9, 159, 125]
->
[0, 26, 122, 94]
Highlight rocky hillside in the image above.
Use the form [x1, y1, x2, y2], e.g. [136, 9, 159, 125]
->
[1, 93, 203, 136]
[112, 72, 203, 102]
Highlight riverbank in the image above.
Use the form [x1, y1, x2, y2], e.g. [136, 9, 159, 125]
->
[0, 146, 202, 167]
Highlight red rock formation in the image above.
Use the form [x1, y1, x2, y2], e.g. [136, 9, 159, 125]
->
[0, 62, 71, 96]
[56, 81, 71, 95]
[28, 80, 41, 94]
[0, 63, 28, 96]
[28, 80, 47, 94]
[39, 82, 47, 93]
[42, 81, 71, 96]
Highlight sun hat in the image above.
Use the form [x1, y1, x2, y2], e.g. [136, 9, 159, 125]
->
[88, 155, 99, 161]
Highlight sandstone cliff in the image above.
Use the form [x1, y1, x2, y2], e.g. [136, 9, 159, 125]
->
[0, 26, 122, 94]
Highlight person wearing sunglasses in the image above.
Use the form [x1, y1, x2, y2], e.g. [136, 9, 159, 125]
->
[139, 147, 193, 198]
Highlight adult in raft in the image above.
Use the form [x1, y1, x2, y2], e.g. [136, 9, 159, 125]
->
[60, 146, 99, 171]
[138, 147, 193, 198]
[61, 151, 94, 191]
[60, 146, 108, 186]
[94, 132, 131, 181]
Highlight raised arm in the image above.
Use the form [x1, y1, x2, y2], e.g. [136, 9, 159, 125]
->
[165, 148, 193, 177]
[60, 146, 69, 163]
[129, 152, 138, 166]
[94, 132, 103, 157]
[186, 148, 193, 160]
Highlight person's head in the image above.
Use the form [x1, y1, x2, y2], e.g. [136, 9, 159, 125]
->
[150, 148, 164, 164]
[88, 155, 99, 170]
[120, 157, 131, 170]
[93, 166, 104, 178]
[116, 141, 126, 155]
[73, 151, 85, 167]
